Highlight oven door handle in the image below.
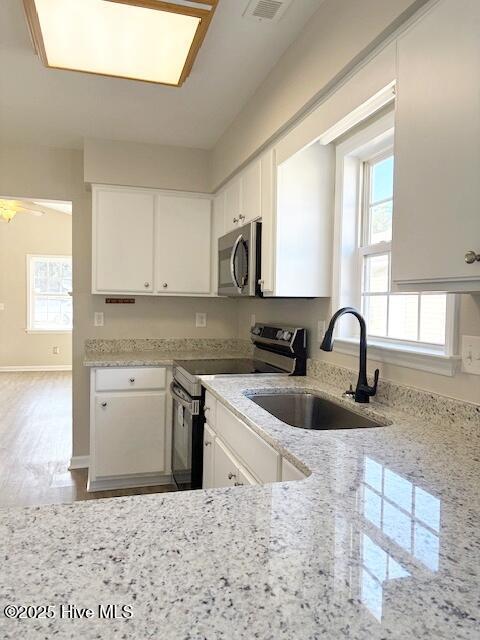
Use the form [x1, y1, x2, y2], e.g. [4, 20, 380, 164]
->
[229, 234, 244, 294]
[170, 382, 195, 412]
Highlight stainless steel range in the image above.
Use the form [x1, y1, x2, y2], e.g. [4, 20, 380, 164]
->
[170, 324, 307, 490]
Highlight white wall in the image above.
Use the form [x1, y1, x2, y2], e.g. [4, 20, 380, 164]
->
[0, 206, 72, 368]
[211, 0, 426, 188]
[84, 138, 211, 193]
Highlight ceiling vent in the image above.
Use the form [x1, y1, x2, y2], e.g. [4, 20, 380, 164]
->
[243, 0, 293, 23]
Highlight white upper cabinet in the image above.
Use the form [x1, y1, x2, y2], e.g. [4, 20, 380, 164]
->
[156, 195, 211, 295]
[240, 157, 262, 224]
[392, 0, 480, 292]
[92, 186, 213, 296]
[224, 176, 242, 232]
[264, 142, 334, 297]
[93, 187, 155, 293]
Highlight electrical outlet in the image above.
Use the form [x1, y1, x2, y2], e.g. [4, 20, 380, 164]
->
[53, 346, 60, 355]
[0, 303, 5, 311]
[317, 320, 326, 343]
[250, 314, 256, 328]
[461, 335, 480, 375]
[94, 312, 104, 327]
[196, 312, 207, 328]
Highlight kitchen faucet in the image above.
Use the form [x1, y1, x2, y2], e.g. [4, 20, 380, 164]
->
[320, 307, 379, 403]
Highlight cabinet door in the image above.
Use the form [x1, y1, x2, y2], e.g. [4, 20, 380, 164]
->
[94, 188, 155, 293]
[93, 393, 166, 477]
[240, 158, 261, 224]
[392, 0, 480, 290]
[224, 177, 241, 232]
[260, 149, 276, 294]
[156, 195, 211, 294]
[212, 438, 238, 488]
[236, 464, 258, 487]
[202, 423, 216, 489]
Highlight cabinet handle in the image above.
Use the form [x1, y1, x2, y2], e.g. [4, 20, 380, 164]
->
[163, 283, 168, 289]
[129, 378, 135, 383]
[234, 481, 244, 487]
[465, 251, 480, 264]
[101, 402, 107, 408]
[228, 472, 236, 480]
[144, 282, 150, 288]
[233, 217, 238, 224]
[204, 440, 211, 447]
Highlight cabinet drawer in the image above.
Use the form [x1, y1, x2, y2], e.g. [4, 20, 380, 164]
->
[96, 367, 166, 392]
[216, 402, 279, 484]
[204, 391, 217, 426]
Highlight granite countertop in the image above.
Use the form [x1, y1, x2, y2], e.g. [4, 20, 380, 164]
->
[83, 349, 250, 367]
[1, 374, 479, 639]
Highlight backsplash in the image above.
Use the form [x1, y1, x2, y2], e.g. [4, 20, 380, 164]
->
[307, 359, 480, 428]
[85, 337, 252, 355]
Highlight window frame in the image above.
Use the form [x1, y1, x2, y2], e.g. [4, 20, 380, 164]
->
[332, 111, 460, 376]
[26, 254, 73, 334]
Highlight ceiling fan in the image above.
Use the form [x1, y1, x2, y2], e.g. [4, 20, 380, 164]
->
[0, 199, 45, 223]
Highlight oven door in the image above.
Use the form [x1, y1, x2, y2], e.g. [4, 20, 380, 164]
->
[218, 224, 255, 296]
[170, 382, 203, 490]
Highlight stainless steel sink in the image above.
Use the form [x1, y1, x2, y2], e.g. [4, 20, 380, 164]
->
[247, 392, 384, 430]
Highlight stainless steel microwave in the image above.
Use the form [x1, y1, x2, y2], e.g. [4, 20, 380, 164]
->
[218, 220, 261, 297]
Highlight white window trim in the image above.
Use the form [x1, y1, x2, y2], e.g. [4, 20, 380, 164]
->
[332, 112, 459, 376]
[26, 254, 73, 334]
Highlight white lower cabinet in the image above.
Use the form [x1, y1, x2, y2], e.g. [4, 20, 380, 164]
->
[89, 367, 170, 491]
[202, 397, 308, 489]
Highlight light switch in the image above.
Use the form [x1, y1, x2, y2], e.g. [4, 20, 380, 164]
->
[0, 303, 5, 311]
[196, 312, 207, 328]
[461, 335, 480, 375]
[53, 346, 60, 355]
[94, 312, 104, 327]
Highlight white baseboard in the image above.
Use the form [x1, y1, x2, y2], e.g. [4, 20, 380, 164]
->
[0, 365, 72, 372]
[87, 472, 173, 493]
[69, 455, 90, 470]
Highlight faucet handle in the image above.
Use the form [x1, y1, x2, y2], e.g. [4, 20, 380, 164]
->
[343, 384, 355, 399]
[369, 369, 380, 397]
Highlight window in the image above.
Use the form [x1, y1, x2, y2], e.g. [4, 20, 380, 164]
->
[27, 255, 72, 332]
[333, 111, 458, 374]
[360, 152, 448, 348]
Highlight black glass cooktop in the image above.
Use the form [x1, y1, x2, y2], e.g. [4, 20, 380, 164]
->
[174, 358, 283, 376]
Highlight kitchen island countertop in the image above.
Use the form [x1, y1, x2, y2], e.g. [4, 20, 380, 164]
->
[1, 373, 479, 639]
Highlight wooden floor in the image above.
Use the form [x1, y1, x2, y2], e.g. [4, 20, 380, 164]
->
[0, 372, 176, 508]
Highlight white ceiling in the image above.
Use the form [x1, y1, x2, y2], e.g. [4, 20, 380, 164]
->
[0, 0, 323, 150]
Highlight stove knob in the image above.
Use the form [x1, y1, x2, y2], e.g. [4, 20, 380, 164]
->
[283, 331, 292, 341]
[276, 329, 283, 339]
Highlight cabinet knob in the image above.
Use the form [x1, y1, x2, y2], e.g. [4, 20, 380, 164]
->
[163, 283, 168, 288]
[465, 250, 480, 264]
[101, 401, 107, 408]
[239, 214, 245, 222]
[204, 440, 211, 447]
[144, 282, 150, 288]
[204, 406, 210, 412]
[129, 377, 135, 383]
[228, 472, 236, 480]
[233, 217, 238, 224]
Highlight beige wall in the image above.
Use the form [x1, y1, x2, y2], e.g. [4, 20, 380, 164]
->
[211, 0, 427, 188]
[236, 296, 480, 404]
[84, 138, 211, 193]
[0, 206, 72, 367]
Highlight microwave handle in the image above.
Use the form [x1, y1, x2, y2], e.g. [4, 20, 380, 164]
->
[230, 234, 244, 293]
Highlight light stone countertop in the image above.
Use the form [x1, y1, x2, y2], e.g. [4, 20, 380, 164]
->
[83, 349, 250, 367]
[1, 374, 479, 639]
